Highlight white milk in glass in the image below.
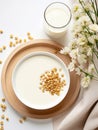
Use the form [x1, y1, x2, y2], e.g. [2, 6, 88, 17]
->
[44, 2, 71, 38]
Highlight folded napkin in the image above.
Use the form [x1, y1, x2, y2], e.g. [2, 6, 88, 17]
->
[53, 80, 98, 130]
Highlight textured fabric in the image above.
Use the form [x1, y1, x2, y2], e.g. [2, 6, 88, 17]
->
[53, 80, 98, 130]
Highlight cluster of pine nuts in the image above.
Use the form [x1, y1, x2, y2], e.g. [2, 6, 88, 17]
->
[0, 98, 9, 130]
[39, 68, 66, 96]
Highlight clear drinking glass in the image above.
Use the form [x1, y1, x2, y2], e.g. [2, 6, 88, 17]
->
[44, 2, 72, 38]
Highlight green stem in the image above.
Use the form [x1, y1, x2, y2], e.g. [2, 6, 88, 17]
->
[93, 48, 98, 58]
[82, 27, 93, 46]
[78, 66, 98, 80]
[95, 0, 98, 18]
[79, 0, 94, 23]
[90, 0, 98, 23]
[85, 27, 93, 35]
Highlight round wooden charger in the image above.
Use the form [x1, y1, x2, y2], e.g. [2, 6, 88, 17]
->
[1, 39, 80, 119]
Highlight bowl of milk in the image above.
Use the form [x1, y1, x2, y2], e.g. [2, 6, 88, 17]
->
[12, 51, 70, 110]
[44, 2, 72, 38]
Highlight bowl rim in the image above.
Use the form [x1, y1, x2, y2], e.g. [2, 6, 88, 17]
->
[12, 51, 70, 110]
[44, 2, 72, 29]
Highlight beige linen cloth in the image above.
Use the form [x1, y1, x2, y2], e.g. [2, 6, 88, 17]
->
[53, 80, 98, 130]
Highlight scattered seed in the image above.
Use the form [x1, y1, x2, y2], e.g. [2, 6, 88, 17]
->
[15, 40, 18, 44]
[1, 98, 5, 102]
[0, 30, 3, 34]
[19, 119, 23, 123]
[6, 117, 9, 121]
[27, 32, 30, 36]
[13, 43, 16, 47]
[0, 121, 4, 126]
[1, 114, 5, 119]
[10, 34, 13, 39]
[22, 116, 27, 121]
[0, 48, 2, 52]
[19, 39, 22, 43]
[24, 39, 27, 43]
[2, 46, 6, 50]
[0, 60, 2, 64]
[61, 74, 64, 77]
[0, 125, 4, 130]
[15, 37, 18, 40]
[59, 68, 62, 72]
[28, 36, 33, 40]
[0, 104, 7, 112]
[0, 31, 34, 127]
[9, 41, 13, 47]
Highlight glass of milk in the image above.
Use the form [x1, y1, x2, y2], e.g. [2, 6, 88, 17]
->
[44, 2, 72, 38]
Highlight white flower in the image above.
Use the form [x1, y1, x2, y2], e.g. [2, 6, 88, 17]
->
[79, 41, 86, 45]
[77, 37, 87, 45]
[68, 60, 76, 71]
[72, 4, 84, 20]
[81, 76, 91, 88]
[87, 47, 92, 56]
[84, 3, 93, 12]
[88, 35, 96, 44]
[89, 24, 98, 32]
[75, 67, 81, 75]
[61, 0, 98, 89]
[73, 4, 82, 13]
[94, 34, 98, 41]
[72, 25, 82, 34]
[77, 15, 91, 26]
[78, 45, 86, 54]
[77, 54, 87, 64]
[60, 47, 70, 55]
[72, 21, 84, 36]
[69, 41, 77, 49]
[69, 49, 78, 59]
[88, 64, 95, 73]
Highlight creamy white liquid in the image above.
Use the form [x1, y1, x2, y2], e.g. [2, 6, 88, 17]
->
[46, 8, 70, 27]
[44, 3, 71, 38]
[13, 53, 69, 109]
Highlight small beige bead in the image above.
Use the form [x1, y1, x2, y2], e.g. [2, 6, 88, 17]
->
[2, 98, 5, 102]
[24, 39, 27, 43]
[27, 32, 30, 36]
[15, 37, 18, 40]
[10, 34, 13, 39]
[6, 117, 9, 121]
[19, 119, 23, 123]
[0, 30, 3, 34]
[0, 48, 3, 52]
[13, 43, 16, 47]
[1, 114, 5, 119]
[0, 60, 2, 64]
[3, 46, 6, 50]
[19, 39, 22, 43]
[9, 42, 13, 47]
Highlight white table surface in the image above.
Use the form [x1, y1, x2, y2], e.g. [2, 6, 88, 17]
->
[0, 0, 72, 130]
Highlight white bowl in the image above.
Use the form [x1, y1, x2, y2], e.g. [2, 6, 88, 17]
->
[12, 51, 70, 110]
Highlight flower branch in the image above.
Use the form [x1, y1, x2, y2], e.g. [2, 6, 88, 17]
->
[60, 0, 98, 88]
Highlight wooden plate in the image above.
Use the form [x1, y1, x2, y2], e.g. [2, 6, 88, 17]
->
[1, 39, 80, 119]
